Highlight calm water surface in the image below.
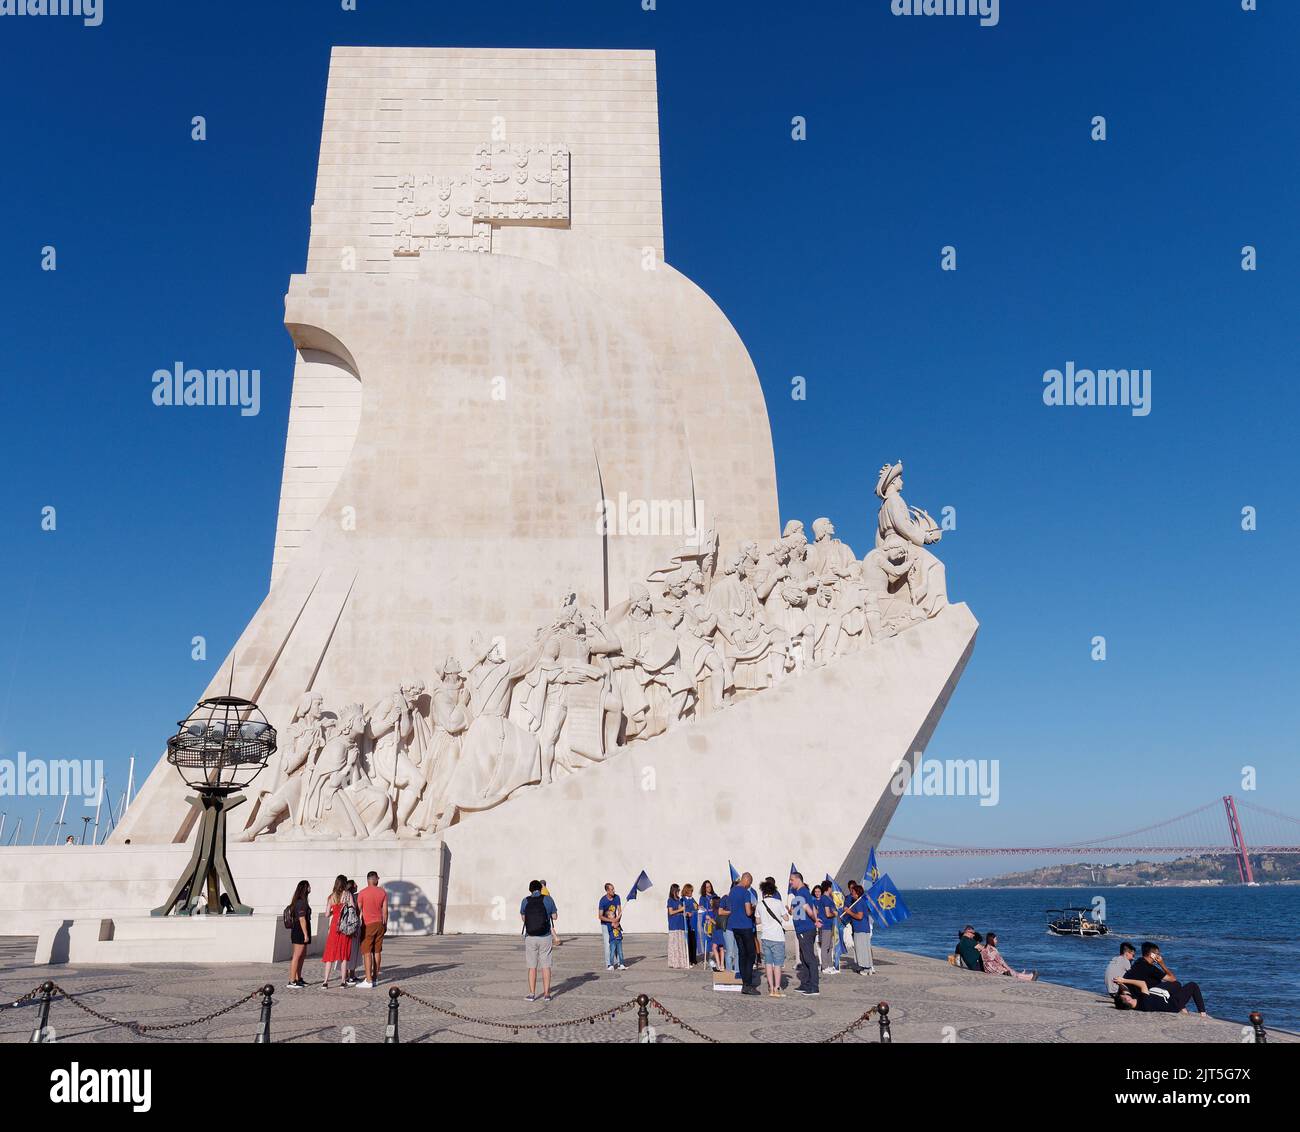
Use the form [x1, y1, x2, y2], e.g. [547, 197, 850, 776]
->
[882, 886, 1300, 1032]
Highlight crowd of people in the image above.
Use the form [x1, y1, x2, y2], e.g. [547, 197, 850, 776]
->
[952, 925, 1037, 979]
[1103, 940, 1210, 1018]
[284, 872, 1213, 1024]
[583, 870, 876, 998]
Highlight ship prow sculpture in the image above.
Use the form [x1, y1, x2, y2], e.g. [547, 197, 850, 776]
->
[107, 47, 978, 935]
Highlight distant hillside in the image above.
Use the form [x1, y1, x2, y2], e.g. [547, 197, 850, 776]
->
[963, 854, 1300, 888]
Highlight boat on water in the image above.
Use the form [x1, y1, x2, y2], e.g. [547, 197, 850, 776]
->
[1045, 907, 1110, 937]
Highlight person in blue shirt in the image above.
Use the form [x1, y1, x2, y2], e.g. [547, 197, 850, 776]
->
[787, 870, 821, 996]
[598, 882, 625, 970]
[817, 884, 840, 974]
[727, 873, 759, 994]
[682, 883, 699, 966]
[666, 883, 690, 969]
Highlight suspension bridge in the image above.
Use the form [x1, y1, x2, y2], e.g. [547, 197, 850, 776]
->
[879, 796, 1300, 884]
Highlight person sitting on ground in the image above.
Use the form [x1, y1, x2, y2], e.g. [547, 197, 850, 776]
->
[979, 931, 1036, 980]
[954, 925, 984, 971]
[1104, 941, 1137, 1002]
[1114, 978, 1210, 1019]
[1127, 941, 1178, 987]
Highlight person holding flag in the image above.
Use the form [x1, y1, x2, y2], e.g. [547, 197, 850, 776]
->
[721, 861, 741, 973]
[818, 876, 841, 974]
[841, 880, 875, 974]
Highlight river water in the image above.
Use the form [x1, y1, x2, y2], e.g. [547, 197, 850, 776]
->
[881, 886, 1299, 1032]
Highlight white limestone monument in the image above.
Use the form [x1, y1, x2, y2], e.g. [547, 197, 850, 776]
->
[0, 48, 977, 957]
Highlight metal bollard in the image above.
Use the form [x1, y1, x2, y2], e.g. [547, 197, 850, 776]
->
[1249, 1012, 1267, 1044]
[254, 984, 274, 1044]
[877, 1002, 892, 1044]
[636, 994, 650, 1037]
[29, 981, 55, 1044]
[385, 987, 401, 1044]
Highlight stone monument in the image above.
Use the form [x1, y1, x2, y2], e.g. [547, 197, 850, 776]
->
[0, 48, 977, 949]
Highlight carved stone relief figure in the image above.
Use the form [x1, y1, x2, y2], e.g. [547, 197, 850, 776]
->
[412, 659, 470, 832]
[707, 554, 775, 694]
[611, 583, 694, 739]
[301, 703, 395, 840]
[807, 516, 857, 580]
[433, 633, 545, 832]
[368, 683, 428, 835]
[869, 460, 948, 618]
[662, 575, 728, 714]
[239, 690, 326, 841]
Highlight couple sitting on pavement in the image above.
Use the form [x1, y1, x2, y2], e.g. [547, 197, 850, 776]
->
[953, 924, 1037, 980]
[1105, 940, 1210, 1019]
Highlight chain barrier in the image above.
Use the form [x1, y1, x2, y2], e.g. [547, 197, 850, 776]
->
[5, 980, 896, 1044]
[15, 983, 262, 1036]
[397, 988, 643, 1035]
[818, 1002, 888, 1044]
[2, 985, 45, 1010]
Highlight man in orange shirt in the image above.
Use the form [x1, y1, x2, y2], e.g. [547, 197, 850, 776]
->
[356, 871, 389, 988]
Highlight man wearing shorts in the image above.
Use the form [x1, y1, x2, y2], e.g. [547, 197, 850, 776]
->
[520, 879, 558, 1001]
[356, 871, 388, 988]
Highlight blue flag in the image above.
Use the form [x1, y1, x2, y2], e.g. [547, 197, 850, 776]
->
[626, 870, 653, 902]
[865, 846, 881, 888]
[825, 874, 847, 964]
[865, 873, 910, 927]
[728, 860, 740, 884]
[787, 862, 799, 895]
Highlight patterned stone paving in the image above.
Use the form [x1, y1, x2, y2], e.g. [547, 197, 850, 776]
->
[0, 934, 1290, 1044]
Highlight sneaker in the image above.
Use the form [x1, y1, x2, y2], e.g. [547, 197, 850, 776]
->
[800, 989, 820, 996]
[358, 980, 374, 989]
[542, 994, 553, 1002]
[320, 983, 330, 990]
[525, 993, 536, 1002]
[606, 965, 614, 971]
[617, 964, 628, 971]
[741, 986, 761, 996]
[286, 981, 302, 989]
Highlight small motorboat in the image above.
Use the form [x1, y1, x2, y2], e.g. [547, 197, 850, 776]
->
[1045, 907, 1110, 937]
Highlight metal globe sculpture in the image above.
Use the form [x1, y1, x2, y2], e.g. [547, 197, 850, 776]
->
[151, 696, 277, 917]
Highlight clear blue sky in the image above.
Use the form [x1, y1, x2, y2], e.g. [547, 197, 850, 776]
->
[1, 1, 1296, 880]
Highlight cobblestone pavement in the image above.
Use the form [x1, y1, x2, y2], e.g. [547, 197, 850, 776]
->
[0, 934, 1288, 1044]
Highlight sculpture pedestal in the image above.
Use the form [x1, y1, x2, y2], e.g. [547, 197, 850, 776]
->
[49, 912, 326, 966]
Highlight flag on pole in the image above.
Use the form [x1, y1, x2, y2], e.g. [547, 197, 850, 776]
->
[825, 873, 847, 965]
[865, 846, 881, 888]
[626, 870, 653, 902]
[728, 860, 740, 884]
[787, 862, 799, 895]
[865, 873, 911, 927]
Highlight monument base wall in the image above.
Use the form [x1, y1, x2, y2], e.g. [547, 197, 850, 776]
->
[0, 841, 445, 961]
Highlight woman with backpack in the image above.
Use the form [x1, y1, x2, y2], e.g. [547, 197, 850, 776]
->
[286, 880, 312, 988]
[321, 873, 358, 988]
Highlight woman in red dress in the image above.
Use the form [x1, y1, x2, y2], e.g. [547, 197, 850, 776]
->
[321, 873, 357, 988]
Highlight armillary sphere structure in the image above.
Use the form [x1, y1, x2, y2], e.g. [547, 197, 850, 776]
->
[151, 696, 276, 917]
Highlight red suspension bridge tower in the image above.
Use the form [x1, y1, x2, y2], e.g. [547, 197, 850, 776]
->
[1223, 794, 1255, 885]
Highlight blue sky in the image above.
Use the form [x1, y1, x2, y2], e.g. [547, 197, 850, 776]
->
[1, 1, 1296, 881]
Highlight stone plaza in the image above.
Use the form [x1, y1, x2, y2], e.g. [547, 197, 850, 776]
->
[1, 935, 1281, 1045]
